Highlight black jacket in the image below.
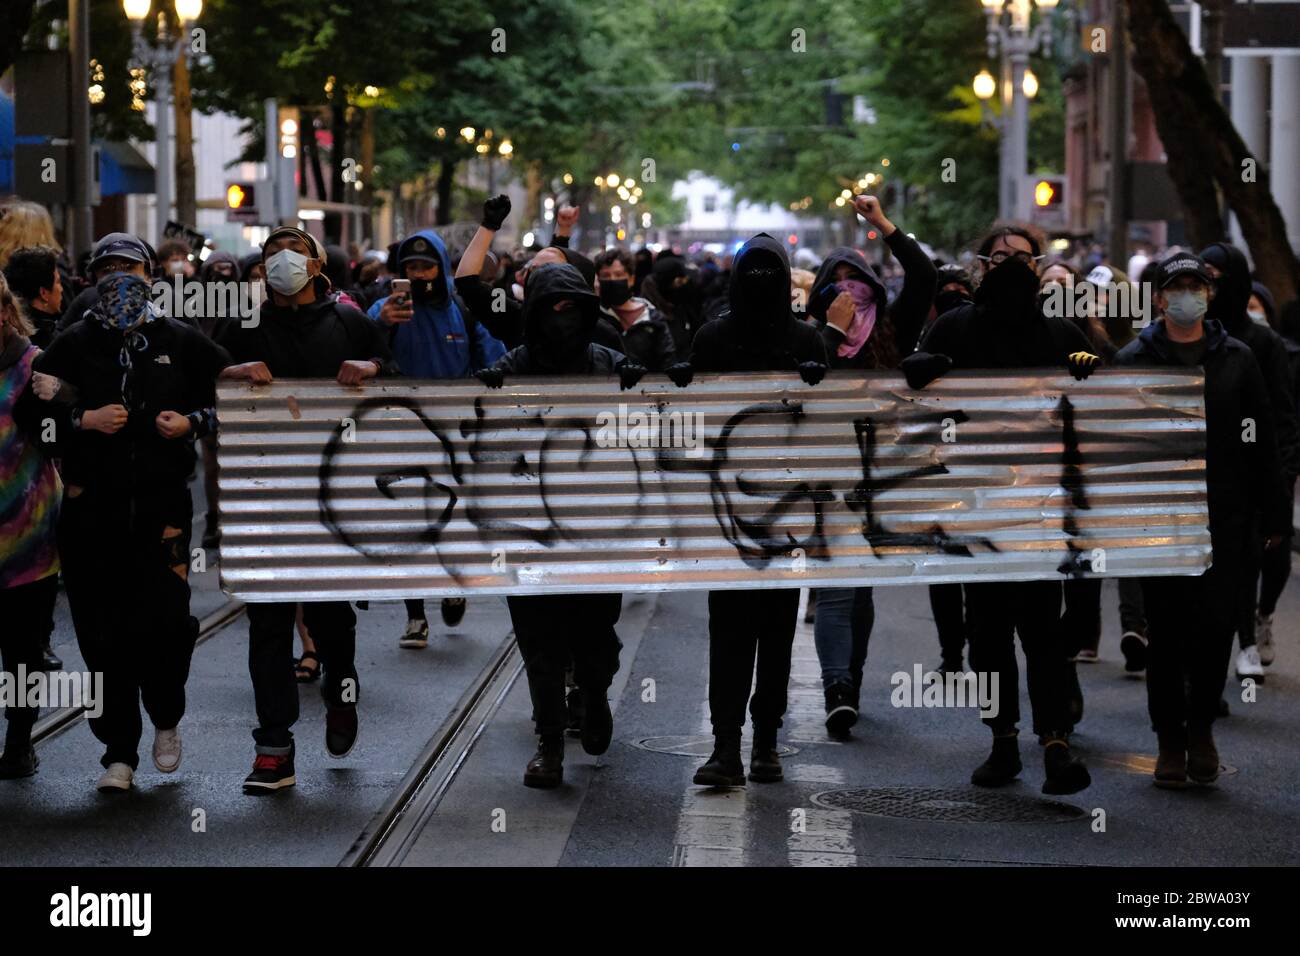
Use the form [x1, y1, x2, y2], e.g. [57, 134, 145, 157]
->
[690, 233, 827, 373]
[218, 295, 395, 378]
[454, 274, 524, 350]
[811, 230, 937, 370]
[1201, 242, 1300, 479]
[593, 303, 677, 371]
[34, 313, 231, 492]
[1114, 318, 1290, 551]
[916, 303, 1092, 370]
[492, 263, 625, 375]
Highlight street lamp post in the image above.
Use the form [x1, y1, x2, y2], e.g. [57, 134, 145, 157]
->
[123, 0, 203, 243]
[979, 0, 1056, 221]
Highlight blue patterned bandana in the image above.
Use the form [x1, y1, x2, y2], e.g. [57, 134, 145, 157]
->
[96, 273, 156, 333]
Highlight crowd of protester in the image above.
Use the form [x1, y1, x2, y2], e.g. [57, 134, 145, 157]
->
[1, 190, 1296, 798]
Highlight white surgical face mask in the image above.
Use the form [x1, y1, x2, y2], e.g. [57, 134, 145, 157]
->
[265, 249, 312, 295]
[1249, 309, 1268, 325]
[1164, 290, 1208, 328]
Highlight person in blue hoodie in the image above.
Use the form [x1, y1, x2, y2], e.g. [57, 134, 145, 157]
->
[369, 229, 506, 648]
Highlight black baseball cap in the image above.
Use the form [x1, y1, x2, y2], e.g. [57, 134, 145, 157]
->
[399, 234, 439, 265]
[88, 233, 152, 273]
[1155, 252, 1213, 289]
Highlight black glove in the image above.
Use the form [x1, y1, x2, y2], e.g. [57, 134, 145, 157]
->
[798, 361, 828, 386]
[901, 351, 952, 390]
[618, 360, 647, 391]
[476, 367, 505, 389]
[482, 194, 511, 231]
[1067, 351, 1100, 381]
[666, 362, 694, 388]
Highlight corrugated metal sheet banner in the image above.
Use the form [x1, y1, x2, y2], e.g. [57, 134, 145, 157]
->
[216, 369, 1210, 602]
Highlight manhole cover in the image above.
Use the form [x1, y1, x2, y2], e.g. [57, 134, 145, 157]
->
[1093, 753, 1237, 776]
[632, 734, 799, 758]
[809, 787, 1086, 823]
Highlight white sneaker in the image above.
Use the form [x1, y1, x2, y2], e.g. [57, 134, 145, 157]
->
[1235, 645, 1265, 683]
[1257, 613, 1275, 666]
[96, 762, 134, 793]
[153, 726, 182, 773]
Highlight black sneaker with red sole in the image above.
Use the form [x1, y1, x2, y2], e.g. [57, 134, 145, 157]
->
[243, 746, 295, 795]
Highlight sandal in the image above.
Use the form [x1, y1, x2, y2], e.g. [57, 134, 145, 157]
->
[295, 650, 321, 683]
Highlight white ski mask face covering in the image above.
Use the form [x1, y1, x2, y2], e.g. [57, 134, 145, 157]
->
[265, 248, 312, 295]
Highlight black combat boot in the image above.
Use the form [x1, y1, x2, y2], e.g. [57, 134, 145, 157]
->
[693, 732, 745, 787]
[748, 727, 783, 783]
[971, 733, 1022, 787]
[524, 734, 565, 789]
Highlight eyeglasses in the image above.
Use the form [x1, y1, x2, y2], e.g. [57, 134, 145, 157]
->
[978, 251, 1044, 266]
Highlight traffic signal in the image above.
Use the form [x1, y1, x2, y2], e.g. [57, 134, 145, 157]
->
[1034, 179, 1061, 208]
[1029, 175, 1067, 227]
[226, 181, 258, 222]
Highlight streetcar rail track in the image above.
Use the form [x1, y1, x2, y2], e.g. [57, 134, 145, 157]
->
[31, 598, 246, 747]
[340, 632, 524, 868]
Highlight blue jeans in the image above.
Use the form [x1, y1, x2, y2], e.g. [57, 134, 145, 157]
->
[812, 587, 874, 690]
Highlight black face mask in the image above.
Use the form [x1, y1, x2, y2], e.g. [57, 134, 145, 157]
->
[934, 289, 971, 316]
[535, 306, 587, 369]
[737, 265, 789, 325]
[975, 258, 1040, 314]
[599, 279, 632, 308]
[411, 277, 442, 303]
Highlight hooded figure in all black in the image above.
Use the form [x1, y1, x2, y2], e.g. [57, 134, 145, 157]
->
[477, 261, 629, 789]
[687, 233, 828, 789]
[908, 247, 1094, 797]
[488, 262, 628, 377]
[691, 233, 828, 375]
[1199, 242, 1300, 667]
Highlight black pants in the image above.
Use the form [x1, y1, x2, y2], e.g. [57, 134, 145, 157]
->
[1259, 535, 1293, 617]
[58, 484, 198, 770]
[707, 588, 800, 738]
[247, 601, 357, 749]
[1142, 564, 1236, 734]
[929, 583, 972, 667]
[508, 594, 622, 739]
[1062, 578, 1102, 656]
[965, 580, 1070, 738]
[1117, 577, 1147, 636]
[0, 575, 59, 753]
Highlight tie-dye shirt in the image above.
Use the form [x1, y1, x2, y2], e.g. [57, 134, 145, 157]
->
[0, 345, 61, 589]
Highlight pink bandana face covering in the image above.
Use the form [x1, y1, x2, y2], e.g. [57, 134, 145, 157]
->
[835, 278, 878, 358]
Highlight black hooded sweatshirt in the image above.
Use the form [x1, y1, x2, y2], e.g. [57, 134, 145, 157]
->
[916, 258, 1091, 369]
[492, 263, 625, 375]
[1200, 242, 1300, 479]
[218, 294, 394, 379]
[689, 233, 827, 373]
[1114, 318, 1290, 552]
[809, 231, 937, 370]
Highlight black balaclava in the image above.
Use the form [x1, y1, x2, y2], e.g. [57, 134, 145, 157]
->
[522, 263, 600, 373]
[729, 234, 795, 341]
[975, 257, 1040, 321]
[1200, 242, 1252, 334]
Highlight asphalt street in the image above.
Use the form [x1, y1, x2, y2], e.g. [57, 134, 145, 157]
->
[5, 473, 1299, 867]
